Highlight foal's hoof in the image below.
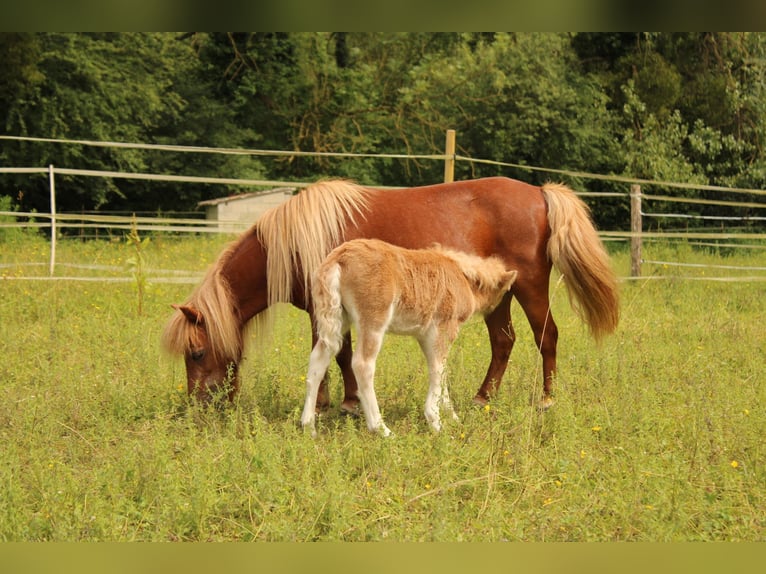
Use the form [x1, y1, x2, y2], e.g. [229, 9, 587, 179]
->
[300, 419, 319, 439]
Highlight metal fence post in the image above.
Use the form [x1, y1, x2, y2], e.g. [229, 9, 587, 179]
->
[49, 164, 57, 276]
[630, 184, 642, 277]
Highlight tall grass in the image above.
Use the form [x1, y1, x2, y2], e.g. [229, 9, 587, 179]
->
[0, 235, 763, 540]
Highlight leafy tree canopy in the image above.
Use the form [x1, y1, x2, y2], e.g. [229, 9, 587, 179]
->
[1, 32, 765, 228]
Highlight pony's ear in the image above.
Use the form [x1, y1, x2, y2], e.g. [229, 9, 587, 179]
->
[172, 304, 205, 326]
[502, 270, 518, 290]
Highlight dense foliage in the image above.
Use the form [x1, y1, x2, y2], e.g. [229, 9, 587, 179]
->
[2, 32, 766, 227]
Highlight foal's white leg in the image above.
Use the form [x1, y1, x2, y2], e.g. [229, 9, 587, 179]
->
[301, 340, 335, 437]
[437, 326, 460, 423]
[419, 328, 458, 432]
[440, 375, 460, 423]
[352, 329, 391, 437]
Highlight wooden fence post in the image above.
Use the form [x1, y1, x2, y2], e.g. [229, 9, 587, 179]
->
[48, 164, 57, 277]
[443, 129, 455, 183]
[630, 184, 642, 277]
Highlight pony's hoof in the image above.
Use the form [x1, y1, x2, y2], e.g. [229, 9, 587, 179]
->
[537, 397, 555, 411]
[472, 395, 489, 407]
[340, 400, 361, 417]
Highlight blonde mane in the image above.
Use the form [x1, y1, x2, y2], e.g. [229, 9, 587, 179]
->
[163, 180, 371, 360]
[161, 261, 242, 360]
[256, 179, 371, 307]
[433, 245, 509, 294]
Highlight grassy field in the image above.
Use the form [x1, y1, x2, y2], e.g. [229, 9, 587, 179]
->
[0, 232, 764, 541]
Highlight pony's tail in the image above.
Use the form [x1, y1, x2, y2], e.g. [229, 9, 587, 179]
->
[311, 261, 346, 355]
[542, 183, 620, 341]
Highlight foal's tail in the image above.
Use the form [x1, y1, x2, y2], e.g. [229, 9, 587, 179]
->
[311, 261, 346, 354]
[542, 183, 620, 341]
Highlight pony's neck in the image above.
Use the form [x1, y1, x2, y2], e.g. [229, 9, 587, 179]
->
[220, 230, 270, 326]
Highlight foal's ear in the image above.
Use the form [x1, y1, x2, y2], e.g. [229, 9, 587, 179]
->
[502, 270, 518, 290]
[172, 304, 205, 326]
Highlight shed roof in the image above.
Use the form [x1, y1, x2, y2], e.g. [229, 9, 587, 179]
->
[197, 187, 296, 207]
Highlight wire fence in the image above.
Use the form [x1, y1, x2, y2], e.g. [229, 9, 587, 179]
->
[2, 133, 766, 284]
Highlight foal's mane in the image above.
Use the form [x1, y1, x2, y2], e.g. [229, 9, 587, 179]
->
[256, 179, 371, 307]
[433, 245, 507, 289]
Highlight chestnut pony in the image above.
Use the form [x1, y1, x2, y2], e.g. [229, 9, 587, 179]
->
[162, 177, 619, 410]
[301, 239, 518, 437]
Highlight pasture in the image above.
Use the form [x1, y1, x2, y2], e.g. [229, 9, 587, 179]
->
[0, 233, 764, 541]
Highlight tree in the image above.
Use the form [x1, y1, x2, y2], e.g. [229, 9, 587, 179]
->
[0, 33, 43, 126]
[573, 32, 766, 226]
[395, 33, 618, 186]
[3, 32, 765, 228]
[1, 33, 191, 212]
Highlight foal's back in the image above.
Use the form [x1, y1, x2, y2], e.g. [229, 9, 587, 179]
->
[327, 239, 482, 331]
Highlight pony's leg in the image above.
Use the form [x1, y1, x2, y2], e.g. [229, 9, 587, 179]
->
[352, 330, 391, 437]
[301, 340, 335, 437]
[474, 294, 515, 405]
[515, 281, 559, 409]
[335, 332, 362, 415]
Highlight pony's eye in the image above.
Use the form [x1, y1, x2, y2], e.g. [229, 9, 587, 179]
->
[190, 349, 205, 362]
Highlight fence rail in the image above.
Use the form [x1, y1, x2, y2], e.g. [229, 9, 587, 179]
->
[2, 132, 766, 283]
[0, 210, 242, 234]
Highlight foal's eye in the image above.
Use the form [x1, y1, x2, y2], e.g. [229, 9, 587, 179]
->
[190, 349, 205, 362]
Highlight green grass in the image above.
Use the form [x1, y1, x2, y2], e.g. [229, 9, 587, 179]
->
[0, 234, 764, 541]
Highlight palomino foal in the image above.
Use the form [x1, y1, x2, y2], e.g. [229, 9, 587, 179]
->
[301, 239, 518, 437]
